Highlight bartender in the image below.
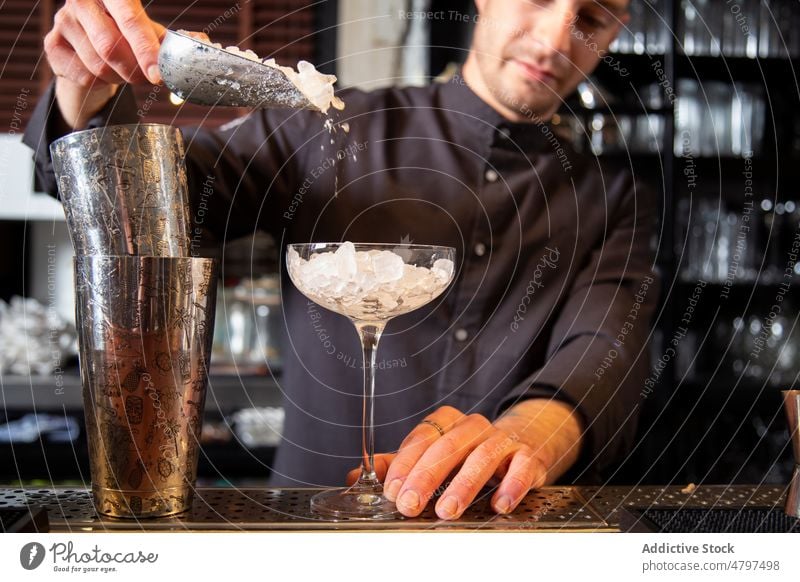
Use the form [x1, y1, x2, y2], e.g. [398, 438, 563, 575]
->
[24, 0, 656, 520]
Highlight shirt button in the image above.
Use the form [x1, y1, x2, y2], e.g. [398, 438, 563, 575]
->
[454, 328, 469, 342]
[474, 242, 487, 257]
[485, 169, 499, 183]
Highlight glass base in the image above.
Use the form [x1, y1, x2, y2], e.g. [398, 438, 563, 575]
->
[311, 481, 399, 520]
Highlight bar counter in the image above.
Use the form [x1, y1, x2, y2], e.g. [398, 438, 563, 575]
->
[1, 485, 795, 533]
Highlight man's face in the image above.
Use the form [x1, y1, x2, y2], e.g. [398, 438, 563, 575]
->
[466, 0, 629, 120]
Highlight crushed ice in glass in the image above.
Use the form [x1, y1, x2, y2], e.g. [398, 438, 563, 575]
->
[287, 242, 454, 319]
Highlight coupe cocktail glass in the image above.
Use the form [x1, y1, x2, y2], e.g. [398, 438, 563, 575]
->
[286, 242, 456, 519]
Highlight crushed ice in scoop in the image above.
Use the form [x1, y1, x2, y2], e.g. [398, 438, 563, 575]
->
[287, 243, 454, 320]
[181, 30, 345, 114]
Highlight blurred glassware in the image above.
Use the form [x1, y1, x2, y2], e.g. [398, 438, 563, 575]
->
[0, 413, 80, 443]
[614, 0, 800, 58]
[721, 0, 761, 56]
[199, 419, 234, 445]
[743, 310, 799, 387]
[675, 80, 764, 157]
[610, 0, 668, 54]
[759, 0, 777, 58]
[231, 407, 285, 448]
[677, 197, 789, 285]
[589, 113, 631, 155]
[0, 296, 77, 376]
[732, 83, 766, 156]
[705, 82, 732, 157]
[646, 0, 670, 54]
[553, 114, 587, 153]
[707, 1, 724, 56]
[675, 328, 700, 381]
[711, 297, 800, 388]
[630, 0, 647, 54]
[212, 274, 282, 374]
[675, 79, 701, 156]
[632, 113, 665, 153]
[681, 0, 702, 55]
[581, 112, 665, 156]
[640, 82, 666, 110]
[746, 0, 763, 57]
[576, 81, 617, 109]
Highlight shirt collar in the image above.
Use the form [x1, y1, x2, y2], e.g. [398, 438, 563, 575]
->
[437, 71, 552, 153]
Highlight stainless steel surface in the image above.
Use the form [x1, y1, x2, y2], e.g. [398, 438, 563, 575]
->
[158, 30, 314, 110]
[74, 256, 218, 518]
[50, 123, 191, 256]
[1, 485, 791, 532]
[0, 487, 607, 531]
[580, 485, 789, 525]
[783, 390, 800, 517]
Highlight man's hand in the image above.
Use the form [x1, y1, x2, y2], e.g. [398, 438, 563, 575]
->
[44, 0, 167, 129]
[347, 399, 584, 520]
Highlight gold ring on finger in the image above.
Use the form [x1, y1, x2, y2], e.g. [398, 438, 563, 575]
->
[419, 419, 445, 437]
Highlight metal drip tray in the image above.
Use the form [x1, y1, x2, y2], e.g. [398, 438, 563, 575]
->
[620, 507, 800, 533]
[579, 485, 789, 526]
[0, 487, 607, 532]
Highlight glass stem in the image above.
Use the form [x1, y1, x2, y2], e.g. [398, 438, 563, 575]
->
[354, 321, 385, 486]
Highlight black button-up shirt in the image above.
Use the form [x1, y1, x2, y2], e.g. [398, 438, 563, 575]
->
[24, 74, 659, 486]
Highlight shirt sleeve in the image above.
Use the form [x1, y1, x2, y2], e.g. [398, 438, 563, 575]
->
[22, 81, 141, 197]
[493, 168, 660, 479]
[22, 81, 314, 242]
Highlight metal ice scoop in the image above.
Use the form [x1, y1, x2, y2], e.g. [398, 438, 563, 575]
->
[158, 29, 316, 110]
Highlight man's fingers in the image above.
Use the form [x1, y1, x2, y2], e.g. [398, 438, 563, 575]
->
[345, 453, 396, 486]
[383, 406, 464, 502]
[490, 449, 547, 514]
[103, 0, 162, 83]
[435, 434, 517, 520]
[395, 414, 492, 517]
[59, 13, 126, 85]
[45, 31, 103, 89]
[71, 0, 147, 84]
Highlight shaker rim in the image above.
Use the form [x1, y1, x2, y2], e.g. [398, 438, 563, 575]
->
[50, 122, 182, 149]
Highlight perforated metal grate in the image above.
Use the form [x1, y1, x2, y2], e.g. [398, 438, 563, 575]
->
[623, 507, 800, 533]
[578, 485, 789, 526]
[0, 487, 608, 532]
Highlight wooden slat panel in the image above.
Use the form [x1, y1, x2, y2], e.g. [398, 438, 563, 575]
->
[251, 0, 316, 64]
[0, 0, 45, 127]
